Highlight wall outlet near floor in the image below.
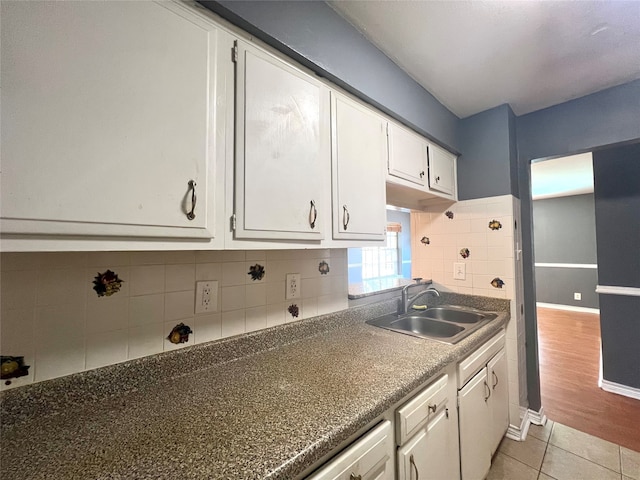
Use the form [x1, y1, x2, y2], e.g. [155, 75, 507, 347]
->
[286, 273, 301, 300]
[574, 292, 582, 301]
[195, 280, 218, 314]
[453, 262, 466, 280]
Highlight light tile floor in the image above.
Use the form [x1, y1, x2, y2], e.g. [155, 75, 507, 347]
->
[487, 420, 640, 480]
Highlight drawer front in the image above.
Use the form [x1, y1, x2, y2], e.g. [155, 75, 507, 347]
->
[307, 420, 394, 480]
[396, 374, 448, 445]
[457, 330, 505, 388]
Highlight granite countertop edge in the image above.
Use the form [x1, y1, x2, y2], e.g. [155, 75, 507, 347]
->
[0, 292, 510, 480]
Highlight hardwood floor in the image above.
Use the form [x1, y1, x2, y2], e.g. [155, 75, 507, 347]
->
[536, 306, 640, 452]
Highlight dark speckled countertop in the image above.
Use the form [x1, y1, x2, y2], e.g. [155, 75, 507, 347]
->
[0, 293, 509, 480]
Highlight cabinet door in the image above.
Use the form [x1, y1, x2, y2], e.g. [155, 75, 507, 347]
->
[427, 143, 456, 197]
[387, 123, 428, 187]
[458, 367, 491, 480]
[488, 348, 509, 454]
[1, 1, 218, 239]
[331, 94, 386, 240]
[397, 408, 458, 480]
[307, 421, 394, 480]
[235, 42, 329, 240]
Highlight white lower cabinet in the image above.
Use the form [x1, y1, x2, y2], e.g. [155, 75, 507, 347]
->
[457, 331, 509, 480]
[307, 421, 395, 480]
[396, 370, 460, 480]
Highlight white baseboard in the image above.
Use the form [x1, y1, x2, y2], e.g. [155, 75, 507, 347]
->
[536, 302, 600, 314]
[506, 406, 547, 441]
[599, 378, 640, 400]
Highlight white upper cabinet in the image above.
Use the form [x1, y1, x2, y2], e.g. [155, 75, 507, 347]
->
[387, 123, 428, 187]
[0, 1, 220, 239]
[331, 93, 387, 241]
[428, 142, 456, 197]
[233, 41, 329, 241]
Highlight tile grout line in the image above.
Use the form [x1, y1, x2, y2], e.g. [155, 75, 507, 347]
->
[538, 421, 553, 479]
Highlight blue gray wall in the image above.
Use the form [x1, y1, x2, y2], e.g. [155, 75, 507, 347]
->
[592, 143, 640, 388]
[457, 104, 519, 200]
[517, 80, 640, 408]
[533, 194, 598, 309]
[199, 0, 459, 151]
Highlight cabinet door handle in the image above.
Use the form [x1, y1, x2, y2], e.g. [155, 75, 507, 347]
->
[309, 200, 317, 229]
[349, 474, 362, 480]
[484, 380, 491, 402]
[343, 205, 350, 230]
[445, 407, 449, 419]
[436, 176, 440, 182]
[410, 454, 420, 480]
[492, 371, 499, 390]
[186, 180, 197, 220]
[419, 170, 425, 178]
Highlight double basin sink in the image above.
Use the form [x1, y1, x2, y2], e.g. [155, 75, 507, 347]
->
[366, 305, 498, 344]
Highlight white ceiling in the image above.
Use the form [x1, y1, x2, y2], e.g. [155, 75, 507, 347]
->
[328, 1, 640, 118]
[531, 152, 594, 200]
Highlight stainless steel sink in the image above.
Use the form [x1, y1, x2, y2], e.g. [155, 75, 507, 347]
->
[366, 305, 498, 344]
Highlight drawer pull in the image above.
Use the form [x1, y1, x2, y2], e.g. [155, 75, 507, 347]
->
[410, 454, 420, 480]
[350, 474, 362, 480]
[428, 403, 437, 413]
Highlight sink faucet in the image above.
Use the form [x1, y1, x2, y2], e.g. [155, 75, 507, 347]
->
[400, 278, 440, 315]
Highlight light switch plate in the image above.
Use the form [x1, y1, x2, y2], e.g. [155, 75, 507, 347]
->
[453, 263, 466, 280]
[286, 273, 301, 300]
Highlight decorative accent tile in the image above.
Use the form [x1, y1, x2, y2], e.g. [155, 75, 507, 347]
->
[445, 210, 454, 219]
[460, 248, 470, 259]
[247, 263, 265, 281]
[288, 304, 299, 318]
[318, 261, 330, 275]
[491, 277, 505, 289]
[420, 236, 431, 245]
[167, 323, 192, 344]
[1, 356, 30, 384]
[489, 219, 503, 230]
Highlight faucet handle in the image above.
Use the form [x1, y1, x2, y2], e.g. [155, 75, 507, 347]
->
[413, 277, 423, 283]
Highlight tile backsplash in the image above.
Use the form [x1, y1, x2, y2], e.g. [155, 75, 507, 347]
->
[0, 249, 348, 390]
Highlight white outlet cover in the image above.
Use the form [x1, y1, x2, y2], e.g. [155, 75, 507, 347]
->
[286, 273, 301, 300]
[195, 280, 218, 314]
[453, 262, 466, 280]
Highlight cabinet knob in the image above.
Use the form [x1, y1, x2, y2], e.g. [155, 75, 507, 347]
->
[343, 205, 350, 230]
[186, 180, 197, 220]
[349, 474, 362, 480]
[428, 403, 437, 413]
[436, 176, 440, 182]
[309, 200, 317, 229]
[419, 170, 425, 178]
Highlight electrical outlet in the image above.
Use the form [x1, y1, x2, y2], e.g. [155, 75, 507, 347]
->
[453, 262, 466, 280]
[195, 280, 218, 314]
[286, 273, 301, 300]
[574, 292, 582, 301]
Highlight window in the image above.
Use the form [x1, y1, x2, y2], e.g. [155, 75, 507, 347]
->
[361, 231, 401, 279]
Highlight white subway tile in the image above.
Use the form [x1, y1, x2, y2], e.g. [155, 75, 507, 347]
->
[266, 281, 285, 305]
[1, 270, 37, 310]
[221, 310, 245, 337]
[36, 303, 85, 338]
[300, 258, 321, 279]
[245, 306, 267, 332]
[317, 276, 332, 296]
[0, 252, 41, 271]
[130, 265, 165, 296]
[129, 251, 165, 265]
[221, 262, 247, 287]
[195, 262, 222, 282]
[86, 330, 128, 370]
[34, 334, 85, 382]
[128, 323, 164, 359]
[301, 278, 319, 298]
[195, 251, 223, 263]
[193, 313, 221, 344]
[86, 296, 129, 334]
[37, 268, 86, 306]
[39, 252, 87, 268]
[164, 291, 194, 321]
[266, 303, 285, 327]
[164, 251, 195, 265]
[165, 264, 195, 292]
[129, 293, 164, 327]
[219, 251, 246, 262]
[87, 252, 130, 268]
[245, 284, 266, 308]
[302, 298, 317, 319]
[221, 285, 245, 312]
[265, 250, 291, 261]
[245, 250, 266, 262]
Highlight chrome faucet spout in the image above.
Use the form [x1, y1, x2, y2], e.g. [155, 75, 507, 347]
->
[399, 280, 439, 314]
